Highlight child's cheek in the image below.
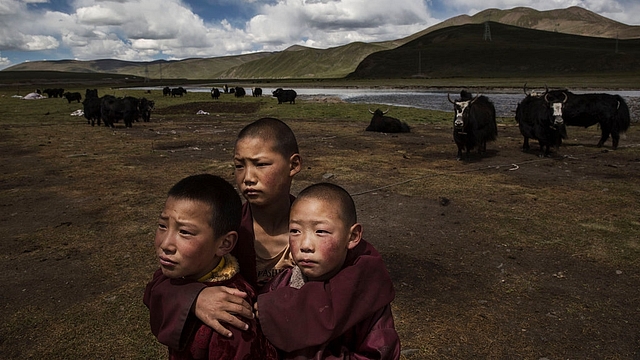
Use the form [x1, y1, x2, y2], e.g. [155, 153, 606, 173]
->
[319, 237, 342, 256]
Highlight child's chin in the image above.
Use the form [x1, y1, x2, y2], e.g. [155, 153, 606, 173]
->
[160, 268, 180, 279]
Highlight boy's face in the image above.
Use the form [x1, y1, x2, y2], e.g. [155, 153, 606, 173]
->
[154, 197, 222, 280]
[234, 136, 300, 207]
[288, 197, 361, 281]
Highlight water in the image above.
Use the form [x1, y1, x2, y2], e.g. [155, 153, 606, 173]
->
[129, 86, 640, 118]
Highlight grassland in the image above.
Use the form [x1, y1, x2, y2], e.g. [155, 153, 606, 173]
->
[0, 82, 639, 358]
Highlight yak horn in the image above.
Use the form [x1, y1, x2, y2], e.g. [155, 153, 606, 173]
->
[447, 93, 454, 103]
[523, 83, 529, 95]
[562, 92, 568, 103]
[383, 108, 389, 114]
[368, 108, 374, 114]
[470, 94, 481, 104]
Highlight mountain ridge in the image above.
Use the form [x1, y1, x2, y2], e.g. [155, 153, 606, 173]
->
[4, 6, 640, 79]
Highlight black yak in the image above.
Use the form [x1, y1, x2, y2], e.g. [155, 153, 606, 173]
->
[545, 89, 631, 149]
[448, 91, 498, 160]
[366, 108, 410, 133]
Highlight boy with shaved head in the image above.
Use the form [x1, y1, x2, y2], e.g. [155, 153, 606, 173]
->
[144, 119, 396, 356]
[257, 183, 400, 359]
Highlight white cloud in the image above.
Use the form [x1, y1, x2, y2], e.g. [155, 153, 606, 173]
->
[247, 0, 436, 50]
[0, 51, 11, 69]
[0, 0, 638, 66]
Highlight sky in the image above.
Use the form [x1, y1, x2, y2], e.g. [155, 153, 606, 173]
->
[1, 0, 639, 70]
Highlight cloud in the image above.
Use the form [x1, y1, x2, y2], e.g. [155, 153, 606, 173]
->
[0, 0, 638, 66]
[247, 0, 437, 49]
[0, 51, 11, 69]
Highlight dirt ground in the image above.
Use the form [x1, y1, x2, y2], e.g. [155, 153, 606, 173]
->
[1, 97, 639, 359]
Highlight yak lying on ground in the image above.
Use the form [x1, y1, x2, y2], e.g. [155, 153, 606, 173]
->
[64, 92, 82, 103]
[366, 109, 410, 133]
[211, 88, 220, 99]
[545, 89, 631, 149]
[272, 88, 297, 104]
[448, 91, 498, 160]
[516, 88, 568, 157]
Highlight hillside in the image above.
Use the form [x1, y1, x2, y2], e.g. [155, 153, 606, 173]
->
[443, 6, 640, 39]
[5, 53, 273, 80]
[349, 22, 640, 79]
[3, 6, 640, 79]
[216, 42, 393, 79]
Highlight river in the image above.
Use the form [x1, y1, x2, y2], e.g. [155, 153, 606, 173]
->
[131, 86, 640, 118]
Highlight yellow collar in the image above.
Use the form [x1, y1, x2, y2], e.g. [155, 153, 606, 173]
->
[197, 254, 240, 283]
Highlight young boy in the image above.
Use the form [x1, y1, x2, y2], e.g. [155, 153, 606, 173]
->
[143, 174, 277, 360]
[145, 118, 395, 353]
[257, 182, 401, 359]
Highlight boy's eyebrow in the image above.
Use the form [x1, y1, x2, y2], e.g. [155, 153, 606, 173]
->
[289, 218, 332, 226]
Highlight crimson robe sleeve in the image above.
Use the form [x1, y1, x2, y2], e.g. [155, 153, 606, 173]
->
[143, 268, 206, 350]
[350, 305, 401, 360]
[143, 202, 259, 350]
[257, 240, 396, 352]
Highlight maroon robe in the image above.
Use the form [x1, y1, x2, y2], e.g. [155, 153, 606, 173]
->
[143, 201, 259, 350]
[258, 240, 401, 359]
[144, 196, 393, 355]
[144, 270, 277, 360]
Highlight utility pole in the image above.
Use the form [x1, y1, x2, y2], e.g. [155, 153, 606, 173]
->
[483, 22, 492, 41]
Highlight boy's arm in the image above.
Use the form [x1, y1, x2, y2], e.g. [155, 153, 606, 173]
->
[257, 240, 395, 352]
[143, 269, 253, 349]
[143, 268, 205, 349]
[350, 305, 401, 360]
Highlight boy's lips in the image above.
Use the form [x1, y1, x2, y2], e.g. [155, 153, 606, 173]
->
[243, 188, 260, 196]
[296, 258, 316, 267]
[158, 256, 177, 267]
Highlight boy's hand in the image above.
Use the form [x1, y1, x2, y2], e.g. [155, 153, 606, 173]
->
[194, 286, 254, 337]
[253, 301, 259, 319]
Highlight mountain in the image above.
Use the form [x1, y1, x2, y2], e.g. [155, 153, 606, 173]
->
[440, 6, 640, 39]
[5, 53, 273, 80]
[348, 22, 640, 79]
[3, 6, 640, 80]
[215, 42, 394, 79]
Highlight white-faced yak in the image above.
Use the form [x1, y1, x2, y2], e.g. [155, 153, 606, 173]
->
[448, 91, 498, 161]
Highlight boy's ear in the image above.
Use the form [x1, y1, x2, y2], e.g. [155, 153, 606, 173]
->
[215, 231, 238, 257]
[289, 153, 302, 176]
[347, 223, 363, 250]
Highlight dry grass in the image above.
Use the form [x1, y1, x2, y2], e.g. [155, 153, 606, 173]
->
[1, 86, 639, 359]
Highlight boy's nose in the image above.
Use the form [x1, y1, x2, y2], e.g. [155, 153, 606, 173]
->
[158, 234, 176, 253]
[243, 167, 257, 185]
[298, 234, 314, 253]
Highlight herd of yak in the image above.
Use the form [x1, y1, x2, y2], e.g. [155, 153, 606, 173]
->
[366, 85, 632, 160]
[42, 84, 631, 160]
[72, 86, 296, 129]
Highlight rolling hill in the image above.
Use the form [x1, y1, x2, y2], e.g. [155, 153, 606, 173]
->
[3, 6, 640, 80]
[348, 21, 640, 79]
